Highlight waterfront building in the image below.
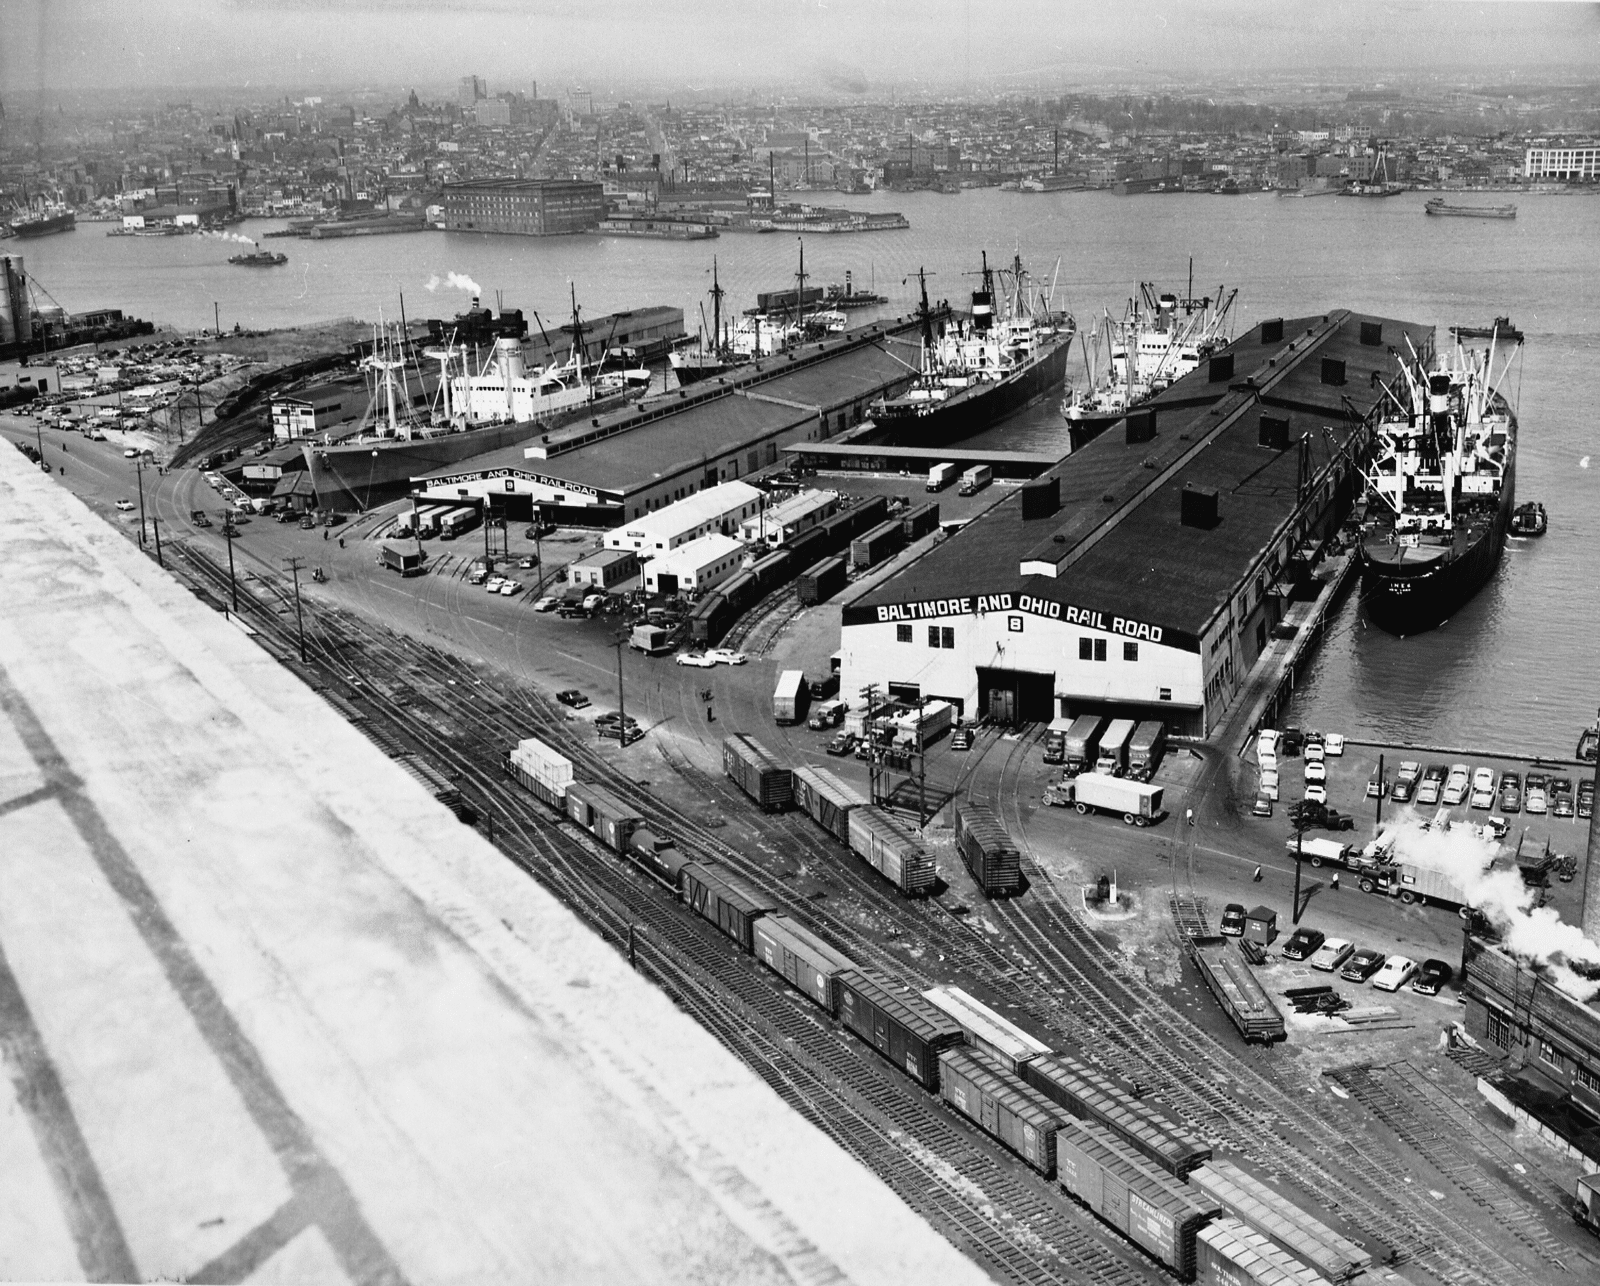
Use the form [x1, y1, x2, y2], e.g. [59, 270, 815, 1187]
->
[603, 482, 763, 560]
[640, 532, 745, 596]
[837, 311, 1431, 736]
[439, 179, 606, 236]
[1523, 145, 1599, 180]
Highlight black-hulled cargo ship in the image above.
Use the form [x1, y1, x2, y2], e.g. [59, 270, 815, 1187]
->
[1358, 325, 1523, 634]
[7, 206, 76, 239]
[868, 253, 1074, 448]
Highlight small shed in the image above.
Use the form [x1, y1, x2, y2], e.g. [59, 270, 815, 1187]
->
[568, 547, 639, 591]
[1244, 905, 1278, 947]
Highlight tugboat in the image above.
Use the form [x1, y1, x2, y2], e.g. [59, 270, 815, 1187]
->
[1060, 267, 1235, 450]
[1358, 323, 1523, 634]
[1577, 712, 1599, 763]
[867, 251, 1074, 448]
[228, 241, 289, 266]
[1509, 501, 1547, 536]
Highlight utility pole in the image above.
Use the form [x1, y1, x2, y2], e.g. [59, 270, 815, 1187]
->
[152, 516, 164, 568]
[1293, 821, 1305, 925]
[1375, 752, 1385, 828]
[214, 301, 220, 338]
[224, 516, 239, 613]
[134, 457, 149, 546]
[612, 632, 630, 745]
[284, 556, 307, 661]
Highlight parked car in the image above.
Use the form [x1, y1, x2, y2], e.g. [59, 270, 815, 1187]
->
[1323, 733, 1345, 756]
[1303, 760, 1327, 785]
[1372, 956, 1419, 992]
[1220, 904, 1247, 936]
[1412, 959, 1454, 995]
[950, 727, 974, 752]
[122, 447, 140, 458]
[518, 556, 538, 570]
[1470, 767, 1496, 810]
[533, 596, 559, 612]
[1525, 772, 1549, 815]
[1485, 815, 1509, 840]
[1396, 760, 1422, 785]
[114, 498, 134, 511]
[468, 568, 488, 585]
[1310, 938, 1355, 972]
[1552, 777, 1576, 818]
[1304, 741, 1326, 765]
[675, 651, 716, 667]
[1579, 779, 1594, 820]
[555, 689, 589, 708]
[826, 731, 856, 757]
[485, 576, 506, 592]
[498, 581, 521, 596]
[1303, 782, 1327, 805]
[1257, 729, 1280, 758]
[1251, 793, 1274, 818]
[1282, 927, 1325, 961]
[1498, 771, 1522, 813]
[1416, 763, 1447, 805]
[705, 648, 748, 666]
[1258, 749, 1278, 775]
[557, 604, 588, 619]
[1442, 764, 1472, 806]
[1341, 948, 1387, 983]
[1260, 769, 1279, 801]
[1390, 776, 1415, 803]
[1366, 767, 1386, 799]
[581, 593, 607, 613]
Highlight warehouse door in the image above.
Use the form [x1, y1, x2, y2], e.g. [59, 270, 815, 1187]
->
[976, 668, 1055, 726]
[656, 573, 679, 596]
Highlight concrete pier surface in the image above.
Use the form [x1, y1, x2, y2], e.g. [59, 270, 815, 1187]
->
[0, 446, 988, 1285]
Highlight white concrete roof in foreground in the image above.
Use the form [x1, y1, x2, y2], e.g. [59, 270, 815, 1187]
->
[0, 450, 988, 1286]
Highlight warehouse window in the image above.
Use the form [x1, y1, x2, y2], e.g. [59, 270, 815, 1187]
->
[896, 624, 912, 643]
[1486, 1010, 1513, 1050]
[1095, 639, 1107, 662]
[941, 627, 955, 649]
[1079, 638, 1092, 661]
[1159, 688, 1172, 701]
[928, 626, 940, 648]
[1123, 642, 1138, 663]
[1579, 1065, 1600, 1094]
[1540, 1040, 1561, 1068]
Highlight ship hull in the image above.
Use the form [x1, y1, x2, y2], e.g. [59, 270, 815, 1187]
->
[1359, 457, 1515, 635]
[869, 332, 1074, 448]
[11, 211, 76, 238]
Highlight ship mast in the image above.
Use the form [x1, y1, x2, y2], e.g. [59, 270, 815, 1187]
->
[710, 257, 724, 356]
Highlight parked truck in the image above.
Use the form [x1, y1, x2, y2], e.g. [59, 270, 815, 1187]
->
[1060, 715, 1104, 776]
[1045, 774, 1165, 826]
[629, 623, 672, 655]
[927, 462, 959, 492]
[1095, 718, 1137, 776]
[380, 543, 426, 577]
[957, 464, 993, 496]
[1351, 832, 1480, 916]
[1287, 836, 1356, 868]
[1127, 720, 1167, 781]
[1043, 716, 1073, 765]
[773, 669, 809, 725]
[891, 700, 954, 748]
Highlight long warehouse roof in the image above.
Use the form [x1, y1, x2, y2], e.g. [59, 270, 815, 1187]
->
[845, 310, 1435, 644]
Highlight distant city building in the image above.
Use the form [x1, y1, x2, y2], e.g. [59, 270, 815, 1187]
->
[474, 99, 512, 128]
[439, 179, 605, 236]
[458, 75, 487, 107]
[1524, 146, 1598, 180]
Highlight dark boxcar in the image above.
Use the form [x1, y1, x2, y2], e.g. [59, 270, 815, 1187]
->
[899, 500, 940, 543]
[796, 555, 847, 606]
[849, 518, 906, 571]
[722, 735, 794, 812]
[689, 591, 733, 646]
[954, 801, 1022, 896]
[938, 1047, 1063, 1177]
[753, 914, 858, 1012]
[781, 525, 831, 569]
[565, 781, 642, 853]
[847, 806, 937, 895]
[680, 861, 777, 954]
[835, 967, 963, 1091]
[791, 764, 870, 843]
[1021, 1052, 1212, 1179]
[748, 548, 792, 593]
[717, 569, 760, 616]
[1055, 1114, 1220, 1280]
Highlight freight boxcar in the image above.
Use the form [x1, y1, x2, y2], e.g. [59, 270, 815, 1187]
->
[688, 591, 734, 646]
[1187, 1161, 1370, 1283]
[753, 914, 858, 1012]
[1021, 1052, 1212, 1179]
[791, 764, 870, 842]
[846, 806, 937, 895]
[939, 1047, 1065, 1177]
[625, 828, 689, 893]
[796, 555, 847, 606]
[681, 861, 777, 954]
[747, 547, 792, 592]
[503, 735, 574, 809]
[1195, 1217, 1335, 1286]
[722, 734, 794, 811]
[715, 570, 760, 617]
[849, 518, 906, 571]
[781, 525, 832, 570]
[922, 984, 1051, 1074]
[835, 967, 963, 1091]
[565, 781, 643, 853]
[1055, 1114, 1221, 1280]
[954, 801, 1022, 896]
[899, 500, 940, 543]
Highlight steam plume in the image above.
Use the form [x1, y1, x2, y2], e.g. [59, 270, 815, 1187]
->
[424, 272, 482, 296]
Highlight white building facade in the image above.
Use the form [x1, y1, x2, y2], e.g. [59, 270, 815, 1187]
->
[641, 533, 746, 596]
[605, 481, 763, 559]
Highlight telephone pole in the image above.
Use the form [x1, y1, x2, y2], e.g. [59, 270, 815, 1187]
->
[224, 516, 239, 612]
[284, 557, 308, 661]
[610, 631, 634, 745]
[134, 456, 149, 546]
[152, 516, 164, 568]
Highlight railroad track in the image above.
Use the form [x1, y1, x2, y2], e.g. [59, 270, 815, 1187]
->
[720, 583, 802, 655]
[160, 541, 1164, 1286]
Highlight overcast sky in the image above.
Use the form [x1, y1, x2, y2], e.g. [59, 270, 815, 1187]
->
[6, 1, 1599, 101]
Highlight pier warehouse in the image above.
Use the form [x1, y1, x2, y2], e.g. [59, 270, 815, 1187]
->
[839, 310, 1431, 736]
[440, 178, 606, 236]
[411, 316, 931, 526]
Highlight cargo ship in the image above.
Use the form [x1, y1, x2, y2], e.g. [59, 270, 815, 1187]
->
[1060, 271, 1236, 450]
[6, 205, 76, 239]
[304, 295, 645, 509]
[1358, 324, 1523, 634]
[867, 252, 1074, 448]
[228, 242, 288, 266]
[1425, 197, 1517, 220]
[672, 248, 842, 386]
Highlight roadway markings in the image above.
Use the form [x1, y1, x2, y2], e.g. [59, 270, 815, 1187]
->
[0, 666, 409, 1286]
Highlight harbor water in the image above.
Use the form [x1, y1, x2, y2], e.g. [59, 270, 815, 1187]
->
[18, 190, 1600, 755]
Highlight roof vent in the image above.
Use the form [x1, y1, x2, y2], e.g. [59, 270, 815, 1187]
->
[1125, 409, 1156, 444]
[1321, 357, 1346, 386]
[1208, 353, 1235, 382]
[1359, 321, 1383, 346]
[1260, 318, 1284, 343]
[1020, 476, 1060, 520]
[1181, 484, 1220, 529]
[1259, 414, 1290, 449]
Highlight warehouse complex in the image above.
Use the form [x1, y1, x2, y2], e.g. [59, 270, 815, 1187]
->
[411, 315, 929, 525]
[439, 178, 607, 235]
[838, 310, 1432, 735]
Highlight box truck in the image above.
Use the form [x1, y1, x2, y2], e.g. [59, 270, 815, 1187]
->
[958, 464, 993, 496]
[1046, 774, 1165, 825]
[773, 670, 809, 725]
[927, 462, 959, 492]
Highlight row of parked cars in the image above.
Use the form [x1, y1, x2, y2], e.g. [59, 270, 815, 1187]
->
[1220, 906, 1453, 995]
[1380, 760, 1593, 819]
[1254, 727, 1344, 811]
